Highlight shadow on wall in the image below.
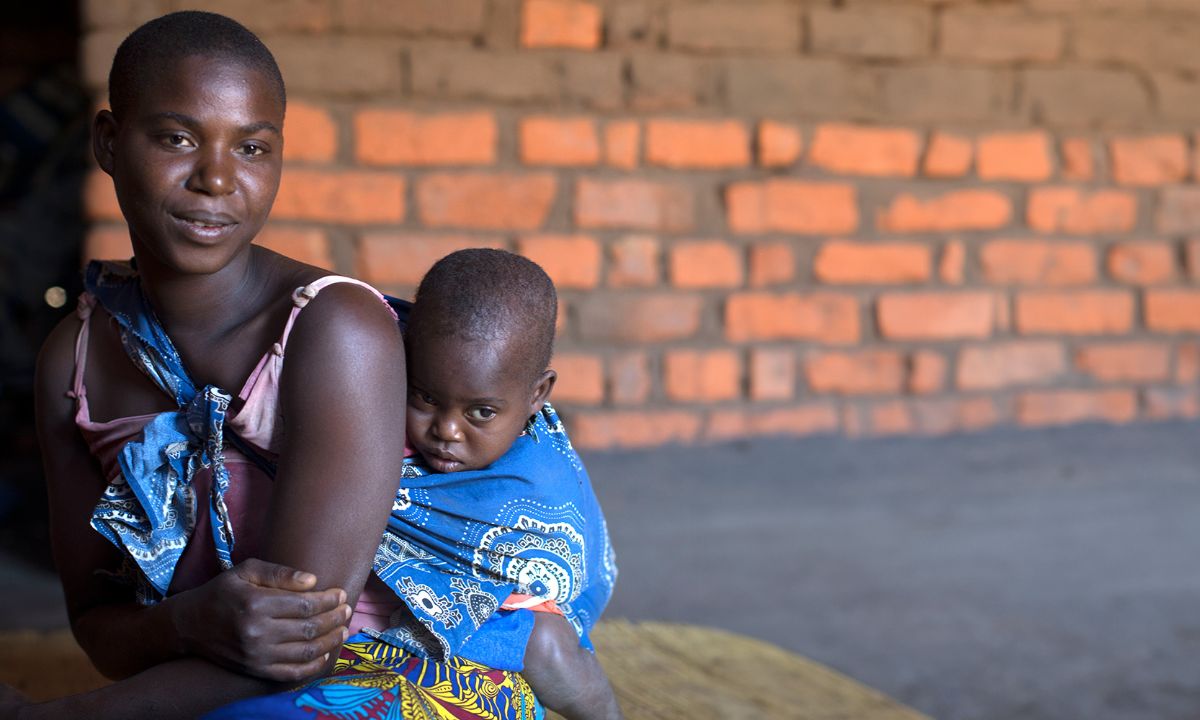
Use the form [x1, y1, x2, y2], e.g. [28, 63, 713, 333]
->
[0, 2, 89, 568]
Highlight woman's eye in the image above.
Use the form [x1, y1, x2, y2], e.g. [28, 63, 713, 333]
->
[240, 143, 266, 157]
[467, 407, 497, 422]
[165, 134, 192, 147]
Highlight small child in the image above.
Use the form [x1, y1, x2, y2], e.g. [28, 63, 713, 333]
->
[371, 248, 622, 720]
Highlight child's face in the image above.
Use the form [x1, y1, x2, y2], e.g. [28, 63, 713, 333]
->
[406, 332, 554, 473]
[94, 54, 284, 275]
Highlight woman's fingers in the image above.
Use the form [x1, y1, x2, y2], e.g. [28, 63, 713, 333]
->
[235, 558, 318, 591]
[247, 626, 350, 682]
[257, 588, 348, 620]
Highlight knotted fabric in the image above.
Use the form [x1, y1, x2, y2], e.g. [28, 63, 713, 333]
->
[85, 260, 236, 599]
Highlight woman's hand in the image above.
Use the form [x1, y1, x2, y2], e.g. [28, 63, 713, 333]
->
[172, 558, 351, 682]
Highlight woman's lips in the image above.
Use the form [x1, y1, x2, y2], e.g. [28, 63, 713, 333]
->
[171, 212, 238, 241]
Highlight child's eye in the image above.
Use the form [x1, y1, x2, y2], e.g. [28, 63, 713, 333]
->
[409, 389, 435, 406]
[466, 407, 496, 422]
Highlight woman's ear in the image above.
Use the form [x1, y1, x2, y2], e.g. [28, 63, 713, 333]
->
[529, 369, 556, 414]
[93, 110, 118, 176]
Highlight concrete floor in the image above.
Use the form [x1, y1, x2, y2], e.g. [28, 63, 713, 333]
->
[5, 421, 1200, 719]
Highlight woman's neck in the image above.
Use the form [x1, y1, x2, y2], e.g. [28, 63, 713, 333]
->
[136, 246, 272, 341]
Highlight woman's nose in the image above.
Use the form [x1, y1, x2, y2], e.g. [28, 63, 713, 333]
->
[186, 147, 235, 196]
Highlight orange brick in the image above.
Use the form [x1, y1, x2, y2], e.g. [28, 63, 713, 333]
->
[705, 404, 839, 442]
[976, 131, 1052, 181]
[1075, 342, 1170, 382]
[256, 226, 332, 269]
[1017, 389, 1137, 426]
[923, 132, 973, 177]
[979, 240, 1096, 286]
[576, 178, 693, 231]
[727, 180, 858, 234]
[604, 121, 639, 169]
[1177, 343, 1200, 383]
[725, 292, 860, 344]
[910, 397, 1000, 435]
[609, 351, 651, 404]
[1158, 187, 1200, 235]
[284, 101, 337, 163]
[551, 353, 604, 404]
[1109, 135, 1188, 186]
[1145, 289, 1200, 332]
[1060, 137, 1094, 181]
[1027, 188, 1136, 234]
[857, 401, 914, 436]
[518, 234, 601, 288]
[749, 241, 795, 287]
[645, 119, 750, 169]
[668, 240, 743, 288]
[607, 235, 659, 287]
[418, 173, 555, 229]
[940, 240, 965, 285]
[357, 233, 505, 286]
[749, 348, 795, 401]
[1107, 243, 1175, 285]
[571, 410, 701, 449]
[520, 116, 600, 166]
[956, 341, 1065, 390]
[1015, 290, 1134, 335]
[275, 170, 405, 223]
[354, 110, 495, 166]
[877, 190, 1011, 233]
[664, 349, 741, 402]
[908, 350, 946, 394]
[521, 0, 601, 49]
[1186, 239, 1200, 280]
[809, 123, 921, 177]
[876, 292, 994, 340]
[84, 224, 132, 262]
[758, 120, 803, 168]
[577, 293, 702, 343]
[84, 168, 121, 221]
[805, 350, 906, 395]
[1145, 387, 1200, 420]
[813, 241, 931, 285]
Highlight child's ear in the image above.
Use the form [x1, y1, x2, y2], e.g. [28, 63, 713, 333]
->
[529, 369, 556, 413]
[93, 110, 118, 176]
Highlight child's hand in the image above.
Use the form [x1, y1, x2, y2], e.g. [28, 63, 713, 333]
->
[172, 558, 351, 683]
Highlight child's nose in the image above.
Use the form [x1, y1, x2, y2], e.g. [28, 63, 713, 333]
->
[186, 148, 235, 196]
[431, 415, 464, 442]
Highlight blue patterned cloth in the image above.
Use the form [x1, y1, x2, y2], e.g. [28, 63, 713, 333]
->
[83, 261, 617, 671]
[85, 261, 237, 599]
[371, 404, 617, 668]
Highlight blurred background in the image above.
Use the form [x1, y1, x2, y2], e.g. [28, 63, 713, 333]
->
[4, 1, 1200, 718]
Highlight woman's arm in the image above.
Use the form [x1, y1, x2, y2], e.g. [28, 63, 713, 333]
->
[262, 282, 407, 612]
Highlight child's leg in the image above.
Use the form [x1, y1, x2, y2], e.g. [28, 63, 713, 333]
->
[521, 612, 623, 720]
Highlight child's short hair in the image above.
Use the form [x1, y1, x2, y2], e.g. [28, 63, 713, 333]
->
[109, 11, 286, 120]
[407, 249, 557, 382]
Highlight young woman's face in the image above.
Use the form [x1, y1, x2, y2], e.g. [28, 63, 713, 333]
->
[101, 54, 284, 275]
[405, 332, 550, 473]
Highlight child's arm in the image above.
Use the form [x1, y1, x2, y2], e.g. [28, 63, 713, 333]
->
[34, 316, 348, 683]
[522, 612, 623, 720]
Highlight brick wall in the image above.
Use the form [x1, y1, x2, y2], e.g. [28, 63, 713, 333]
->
[80, 0, 1200, 449]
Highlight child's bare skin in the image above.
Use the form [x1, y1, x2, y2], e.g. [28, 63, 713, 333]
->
[404, 251, 623, 720]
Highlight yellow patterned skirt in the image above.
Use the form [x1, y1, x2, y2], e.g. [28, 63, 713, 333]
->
[203, 633, 543, 719]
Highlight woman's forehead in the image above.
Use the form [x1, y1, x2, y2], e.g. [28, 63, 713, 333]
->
[128, 54, 284, 119]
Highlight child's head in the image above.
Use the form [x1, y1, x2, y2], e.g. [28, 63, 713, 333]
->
[96, 12, 286, 274]
[405, 249, 558, 473]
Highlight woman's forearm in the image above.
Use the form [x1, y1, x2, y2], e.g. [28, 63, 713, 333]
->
[71, 598, 185, 680]
[19, 657, 280, 720]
